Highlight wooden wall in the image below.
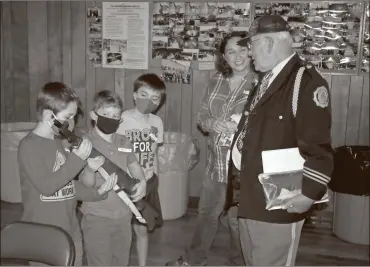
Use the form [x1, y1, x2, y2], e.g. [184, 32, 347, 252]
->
[1, 1, 369, 197]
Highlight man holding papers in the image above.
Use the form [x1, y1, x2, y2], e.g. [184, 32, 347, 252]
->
[231, 15, 334, 266]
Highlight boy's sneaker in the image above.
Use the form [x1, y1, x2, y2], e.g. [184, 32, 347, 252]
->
[165, 257, 190, 266]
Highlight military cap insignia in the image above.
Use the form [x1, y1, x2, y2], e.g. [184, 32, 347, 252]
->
[313, 86, 329, 108]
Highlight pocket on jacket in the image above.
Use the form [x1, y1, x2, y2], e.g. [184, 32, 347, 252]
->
[261, 112, 289, 149]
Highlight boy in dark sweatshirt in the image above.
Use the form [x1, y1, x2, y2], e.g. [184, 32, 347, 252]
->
[17, 82, 116, 265]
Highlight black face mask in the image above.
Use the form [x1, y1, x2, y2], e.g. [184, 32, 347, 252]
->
[95, 113, 121, 134]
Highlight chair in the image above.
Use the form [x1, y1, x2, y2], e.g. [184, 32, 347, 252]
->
[0, 221, 75, 266]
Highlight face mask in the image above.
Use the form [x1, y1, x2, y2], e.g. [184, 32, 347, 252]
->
[135, 97, 159, 114]
[95, 113, 121, 134]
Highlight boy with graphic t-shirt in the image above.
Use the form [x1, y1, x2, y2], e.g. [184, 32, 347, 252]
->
[117, 73, 166, 266]
[17, 82, 116, 266]
[79, 90, 147, 266]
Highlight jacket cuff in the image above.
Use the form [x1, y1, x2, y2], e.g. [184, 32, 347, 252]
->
[302, 174, 328, 201]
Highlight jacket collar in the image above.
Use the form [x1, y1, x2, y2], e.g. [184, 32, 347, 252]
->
[253, 54, 302, 110]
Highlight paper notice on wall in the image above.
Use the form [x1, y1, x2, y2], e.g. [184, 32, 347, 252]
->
[102, 2, 149, 69]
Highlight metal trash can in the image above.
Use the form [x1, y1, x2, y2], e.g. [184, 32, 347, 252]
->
[329, 146, 370, 245]
[157, 132, 199, 220]
[1, 122, 37, 203]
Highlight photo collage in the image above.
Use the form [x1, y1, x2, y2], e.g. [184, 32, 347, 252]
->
[361, 2, 369, 73]
[87, 3, 103, 67]
[254, 2, 363, 72]
[152, 2, 251, 84]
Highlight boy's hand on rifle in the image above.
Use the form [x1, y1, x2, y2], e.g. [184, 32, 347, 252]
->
[98, 173, 117, 195]
[72, 138, 92, 160]
[86, 156, 105, 172]
[131, 180, 147, 202]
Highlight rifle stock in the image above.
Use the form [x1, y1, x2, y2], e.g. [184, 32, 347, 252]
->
[58, 124, 160, 231]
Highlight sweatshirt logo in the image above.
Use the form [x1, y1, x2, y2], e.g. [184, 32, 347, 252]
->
[53, 150, 66, 172]
[40, 150, 76, 202]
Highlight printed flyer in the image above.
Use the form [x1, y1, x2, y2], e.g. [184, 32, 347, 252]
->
[101, 2, 150, 69]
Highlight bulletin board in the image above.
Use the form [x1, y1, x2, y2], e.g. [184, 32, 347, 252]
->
[86, 0, 370, 80]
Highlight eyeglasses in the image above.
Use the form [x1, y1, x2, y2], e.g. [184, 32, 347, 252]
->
[245, 36, 268, 49]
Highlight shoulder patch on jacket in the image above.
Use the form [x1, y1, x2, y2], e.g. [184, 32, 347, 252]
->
[313, 86, 329, 108]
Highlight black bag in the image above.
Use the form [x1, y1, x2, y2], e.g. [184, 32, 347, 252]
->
[328, 146, 370, 196]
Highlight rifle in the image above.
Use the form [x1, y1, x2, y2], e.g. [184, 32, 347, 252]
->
[54, 121, 160, 231]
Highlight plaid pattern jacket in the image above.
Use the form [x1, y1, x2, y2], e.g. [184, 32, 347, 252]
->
[197, 71, 258, 183]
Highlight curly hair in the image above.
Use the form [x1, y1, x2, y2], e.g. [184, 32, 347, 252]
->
[216, 32, 248, 78]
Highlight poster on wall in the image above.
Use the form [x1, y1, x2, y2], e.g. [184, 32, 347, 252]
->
[152, 2, 251, 83]
[102, 2, 149, 69]
[87, 3, 103, 67]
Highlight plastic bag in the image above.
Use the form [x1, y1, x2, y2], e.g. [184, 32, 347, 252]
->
[258, 170, 330, 211]
[158, 132, 200, 173]
[329, 146, 370, 196]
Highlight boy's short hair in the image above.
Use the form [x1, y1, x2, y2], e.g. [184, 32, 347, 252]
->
[36, 82, 82, 119]
[93, 90, 123, 112]
[133, 73, 166, 95]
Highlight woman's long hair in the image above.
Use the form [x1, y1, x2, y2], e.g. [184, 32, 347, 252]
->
[216, 32, 247, 79]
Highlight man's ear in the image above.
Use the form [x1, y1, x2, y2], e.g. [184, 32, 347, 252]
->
[90, 110, 97, 121]
[133, 92, 137, 101]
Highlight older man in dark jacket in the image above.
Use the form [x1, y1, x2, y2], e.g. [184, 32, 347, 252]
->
[230, 15, 334, 266]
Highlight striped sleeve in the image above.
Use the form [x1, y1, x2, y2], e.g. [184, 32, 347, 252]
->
[296, 76, 334, 200]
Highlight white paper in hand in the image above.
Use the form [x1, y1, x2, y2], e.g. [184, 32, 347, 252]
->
[261, 147, 305, 174]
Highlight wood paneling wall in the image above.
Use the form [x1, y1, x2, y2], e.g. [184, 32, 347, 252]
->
[1, 1, 369, 197]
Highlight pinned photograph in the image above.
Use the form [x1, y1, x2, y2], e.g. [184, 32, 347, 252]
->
[181, 49, 199, 61]
[198, 50, 215, 61]
[234, 3, 250, 17]
[199, 25, 217, 49]
[169, 16, 185, 28]
[183, 37, 198, 49]
[105, 52, 123, 65]
[170, 26, 185, 38]
[185, 2, 203, 17]
[153, 2, 170, 15]
[87, 6, 102, 23]
[218, 3, 235, 18]
[166, 49, 183, 60]
[199, 3, 218, 26]
[169, 2, 185, 15]
[153, 14, 170, 26]
[185, 25, 199, 38]
[152, 36, 168, 48]
[89, 51, 102, 67]
[88, 37, 102, 67]
[89, 37, 102, 52]
[102, 39, 126, 68]
[153, 25, 171, 37]
[152, 48, 169, 59]
[217, 17, 233, 29]
[161, 59, 191, 84]
[103, 39, 127, 53]
[168, 37, 183, 49]
[89, 21, 102, 37]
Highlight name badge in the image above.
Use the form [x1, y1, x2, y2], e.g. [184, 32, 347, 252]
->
[118, 147, 132, 153]
[243, 90, 250, 95]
